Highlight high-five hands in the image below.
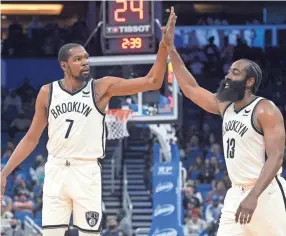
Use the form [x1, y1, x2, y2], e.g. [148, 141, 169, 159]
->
[161, 6, 177, 48]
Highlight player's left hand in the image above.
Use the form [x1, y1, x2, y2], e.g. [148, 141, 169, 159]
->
[235, 192, 258, 224]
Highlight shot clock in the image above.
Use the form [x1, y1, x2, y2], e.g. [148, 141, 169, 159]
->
[102, 0, 156, 54]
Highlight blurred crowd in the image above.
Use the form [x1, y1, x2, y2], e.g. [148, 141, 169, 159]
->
[1, 16, 89, 58]
[196, 16, 261, 26]
[1, 75, 43, 235]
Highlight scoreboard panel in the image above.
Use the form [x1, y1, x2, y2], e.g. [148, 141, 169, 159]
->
[102, 0, 155, 54]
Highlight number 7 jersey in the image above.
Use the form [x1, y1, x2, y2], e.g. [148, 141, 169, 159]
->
[222, 97, 282, 185]
[47, 79, 106, 159]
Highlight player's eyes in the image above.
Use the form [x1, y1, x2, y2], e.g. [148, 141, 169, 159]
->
[229, 70, 238, 75]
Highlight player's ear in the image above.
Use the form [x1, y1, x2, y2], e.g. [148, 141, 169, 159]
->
[246, 77, 255, 89]
[60, 61, 67, 71]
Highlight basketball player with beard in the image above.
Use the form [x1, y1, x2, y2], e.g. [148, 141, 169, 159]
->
[0, 8, 176, 236]
[161, 8, 286, 236]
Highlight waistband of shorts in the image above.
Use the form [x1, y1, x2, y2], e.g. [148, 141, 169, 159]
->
[47, 155, 101, 167]
[232, 181, 256, 191]
[232, 174, 282, 191]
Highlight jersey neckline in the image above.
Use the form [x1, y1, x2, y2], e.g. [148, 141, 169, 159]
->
[233, 96, 260, 114]
[58, 79, 89, 96]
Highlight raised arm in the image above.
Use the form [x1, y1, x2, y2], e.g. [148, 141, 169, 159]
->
[162, 8, 222, 115]
[167, 47, 220, 114]
[94, 8, 180, 99]
[100, 42, 168, 97]
[1, 85, 49, 188]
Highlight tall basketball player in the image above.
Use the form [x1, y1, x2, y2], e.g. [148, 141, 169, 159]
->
[0, 9, 176, 236]
[161, 8, 286, 236]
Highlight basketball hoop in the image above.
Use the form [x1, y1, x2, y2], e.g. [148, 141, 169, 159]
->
[106, 109, 132, 140]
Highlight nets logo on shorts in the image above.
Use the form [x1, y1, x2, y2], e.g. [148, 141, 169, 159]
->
[85, 211, 99, 227]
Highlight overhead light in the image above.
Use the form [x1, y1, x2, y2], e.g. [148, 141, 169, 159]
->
[0, 4, 63, 15]
[193, 4, 222, 13]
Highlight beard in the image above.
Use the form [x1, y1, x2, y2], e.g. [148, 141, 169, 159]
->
[67, 65, 91, 82]
[216, 78, 246, 102]
[75, 72, 91, 82]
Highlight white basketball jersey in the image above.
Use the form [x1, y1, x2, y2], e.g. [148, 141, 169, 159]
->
[47, 79, 106, 159]
[222, 97, 282, 185]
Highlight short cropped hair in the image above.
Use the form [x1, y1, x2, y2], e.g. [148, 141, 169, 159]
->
[241, 59, 263, 94]
[58, 43, 82, 62]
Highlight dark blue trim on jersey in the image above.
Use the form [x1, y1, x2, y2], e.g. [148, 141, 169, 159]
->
[233, 96, 259, 114]
[102, 116, 106, 157]
[251, 98, 265, 136]
[275, 176, 286, 210]
[91, 79, 106, 116]
[97, 160, 102, 169]
[58, 79, 89, 96]
[222, 102, 233, 118]
[265, 152, 268, 161]
[47, 83, 53, 120]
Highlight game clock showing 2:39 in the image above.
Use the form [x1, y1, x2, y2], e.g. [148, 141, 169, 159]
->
[102, 0, 155, 54]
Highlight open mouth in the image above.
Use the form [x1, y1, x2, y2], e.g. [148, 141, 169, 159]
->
[82, 66, 90, 71]
[224, 83, 230, 88]
[82, 69, 90, 74]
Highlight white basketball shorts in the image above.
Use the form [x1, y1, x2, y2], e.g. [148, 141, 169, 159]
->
[42, 157, 102, 234]
[217, 175, 286, 236]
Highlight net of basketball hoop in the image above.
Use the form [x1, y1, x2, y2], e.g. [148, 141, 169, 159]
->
[105, 109, 132, 140]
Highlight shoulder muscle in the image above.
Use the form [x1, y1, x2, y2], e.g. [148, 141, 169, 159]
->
[255, 99, 285, 133]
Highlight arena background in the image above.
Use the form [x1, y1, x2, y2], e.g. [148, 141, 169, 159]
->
[1, 1, 286, 236]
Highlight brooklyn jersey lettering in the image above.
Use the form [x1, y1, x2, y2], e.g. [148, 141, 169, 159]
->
[47, 79, 106, 159]
[50, 102, 92, 119]
[222, 97, 282, 185]
[222, 120, 248, 138]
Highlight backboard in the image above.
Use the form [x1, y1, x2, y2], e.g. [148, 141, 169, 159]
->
[89, 54, 180, 124]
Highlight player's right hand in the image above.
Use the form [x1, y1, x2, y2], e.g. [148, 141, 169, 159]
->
[0, 173, 7, 203]
[161, 6, 177, 48]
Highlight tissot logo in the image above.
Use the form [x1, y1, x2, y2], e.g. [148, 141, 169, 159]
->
[106, 25, 151, 34]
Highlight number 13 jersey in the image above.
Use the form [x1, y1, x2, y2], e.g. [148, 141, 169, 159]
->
[222, 97, 282, 185]
[47, 79, 106, 159]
